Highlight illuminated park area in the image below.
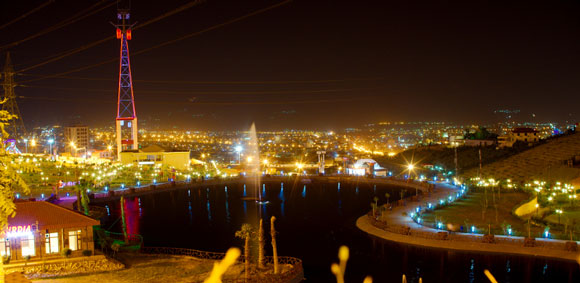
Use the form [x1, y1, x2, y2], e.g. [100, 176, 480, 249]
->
[1, 0, 580, 282]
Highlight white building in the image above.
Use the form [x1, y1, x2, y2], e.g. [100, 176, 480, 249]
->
[64, 125, 89, 157]
[347, 159, 388, 177]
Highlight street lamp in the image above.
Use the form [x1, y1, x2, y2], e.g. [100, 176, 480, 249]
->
[556, 209, 563, 224]
[235, 145, 243, 164]
[30, 139, 36, 153]
[47, 139, 54, 155]
[70, 141, 76, 157]
[407, 163, 416, 194]
[23, 138, 28, 153]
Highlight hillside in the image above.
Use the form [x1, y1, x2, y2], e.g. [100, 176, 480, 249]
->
[462, 132, 580, 183]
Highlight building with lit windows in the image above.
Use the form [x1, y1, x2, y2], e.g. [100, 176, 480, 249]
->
[346, 159, 388, 177]
[1, 201, 99, 261]
[64, 125, 89, 157]
[498, 127, 540, 148]
[119, 144, 190, 170]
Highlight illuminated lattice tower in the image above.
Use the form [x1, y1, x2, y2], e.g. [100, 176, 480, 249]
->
[1, 52, 26, 140]
[114, 9, 138, 158]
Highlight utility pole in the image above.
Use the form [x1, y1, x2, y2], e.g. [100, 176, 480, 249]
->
[454, 146, 458, 178]
[1, 52, 26, 139]
[478, 148, 482, 178]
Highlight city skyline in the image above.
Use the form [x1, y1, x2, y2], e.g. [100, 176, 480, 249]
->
[1, 0, 579, 130]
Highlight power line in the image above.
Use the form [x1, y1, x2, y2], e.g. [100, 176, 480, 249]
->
[18, 0, 294, 83]
[0, 0, 55, 31]
[17, 0, 207, 73]
[0, 0, 115, 51]
[20, 84, 373, 95]
[17, 95, 365, 105]
[18, 73, 381, 85]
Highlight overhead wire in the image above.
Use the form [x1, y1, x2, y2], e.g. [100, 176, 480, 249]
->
[17, 95, 366, 105]
[0, 0, 55, 31]
[17, 0, 207, 73]
[18, 0, 294, 83]
[18, 73, 382, 85]
[20, 84, 374, 95]
[0, 0, 115, 51]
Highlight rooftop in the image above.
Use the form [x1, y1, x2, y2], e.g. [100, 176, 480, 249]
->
[8, 201, 100, 230]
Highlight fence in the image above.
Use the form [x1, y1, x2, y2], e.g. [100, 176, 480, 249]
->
[141, 247, 304, 283]
[368, 216, 573, 251]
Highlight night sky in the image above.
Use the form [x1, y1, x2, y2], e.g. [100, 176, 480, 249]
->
[1, 0, 579, 130]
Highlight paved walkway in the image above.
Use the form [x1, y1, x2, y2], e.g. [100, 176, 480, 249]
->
[357, 182, 580, 262]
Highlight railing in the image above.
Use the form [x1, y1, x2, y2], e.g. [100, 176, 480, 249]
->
[368, 216, 574, 251]
[141, 247, 304, 283]
[104, 231, 143, 247]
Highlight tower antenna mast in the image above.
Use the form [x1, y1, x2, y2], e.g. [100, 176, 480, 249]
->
[114, 1, 138, 158]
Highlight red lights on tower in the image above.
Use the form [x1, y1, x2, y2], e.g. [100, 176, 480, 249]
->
[127, 29, 132, 40]
[116, 28, 122, 39]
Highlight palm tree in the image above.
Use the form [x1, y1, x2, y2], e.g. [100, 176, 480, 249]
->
[235, 223, 254, 280]
[258, 219, 265, 269]
[270, 216, 279, 274]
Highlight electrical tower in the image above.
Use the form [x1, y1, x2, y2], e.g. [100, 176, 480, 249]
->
[114, 7, 138, 158]
[1, 52, 26, 140]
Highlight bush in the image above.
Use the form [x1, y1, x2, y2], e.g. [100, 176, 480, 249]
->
[482, 234, 495, 243]
[61, 248, 72, 258]
[82, 249, 92, 256]
[524, 237, 536, 247]
[2, 255, 10, 265]
[565, 241, 578, 252]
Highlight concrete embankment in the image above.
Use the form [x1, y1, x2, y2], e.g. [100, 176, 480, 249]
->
[356, 182, 580, 262]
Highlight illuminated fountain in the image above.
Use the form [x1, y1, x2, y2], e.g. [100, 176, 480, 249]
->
[242, 123, 268, 205]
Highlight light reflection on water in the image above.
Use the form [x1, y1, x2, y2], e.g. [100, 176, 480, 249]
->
[102, 181, 579, 283]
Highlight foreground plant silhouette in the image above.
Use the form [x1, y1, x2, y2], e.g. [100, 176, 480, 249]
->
[235, 223, 254, 280]
[204, 248, 241, 283]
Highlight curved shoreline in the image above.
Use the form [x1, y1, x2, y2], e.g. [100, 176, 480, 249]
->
[357, 214, 579, 262]
[85, 175, 580, 262]
[89, 176, 423, 203]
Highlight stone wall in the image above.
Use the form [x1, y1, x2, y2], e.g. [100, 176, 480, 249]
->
[3, 255, 124, 280]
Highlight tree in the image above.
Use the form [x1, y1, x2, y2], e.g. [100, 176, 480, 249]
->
[235, 223, 254, 280]
[258, 219, 265, 269]
[0, 101, 29, 229]
[74, 178, 91, 215]
[385, 193, 390, 205]
[270, 216, 279, 274]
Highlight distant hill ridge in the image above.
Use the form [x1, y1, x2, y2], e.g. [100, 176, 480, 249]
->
[462, 132, 580, 183]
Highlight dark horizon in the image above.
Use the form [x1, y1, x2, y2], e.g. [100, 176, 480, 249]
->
[1, 0, 579, 131]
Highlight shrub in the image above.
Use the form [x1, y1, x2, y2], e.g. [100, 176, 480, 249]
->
[61, 248, 72, 258]
[482, 234, 495, 243]
[2, 255, 10, 265]
[82, 250, 92, 257]
[565, 241, 578, 252]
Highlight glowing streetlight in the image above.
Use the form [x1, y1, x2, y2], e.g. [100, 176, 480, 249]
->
[47, 139, 54, 155]
[556, 208, 563, 224]
[234, 145, 243, 164]
[21, 138, 29, 154]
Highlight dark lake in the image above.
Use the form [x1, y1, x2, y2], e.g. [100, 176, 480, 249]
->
[99, 179, 580, 282]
